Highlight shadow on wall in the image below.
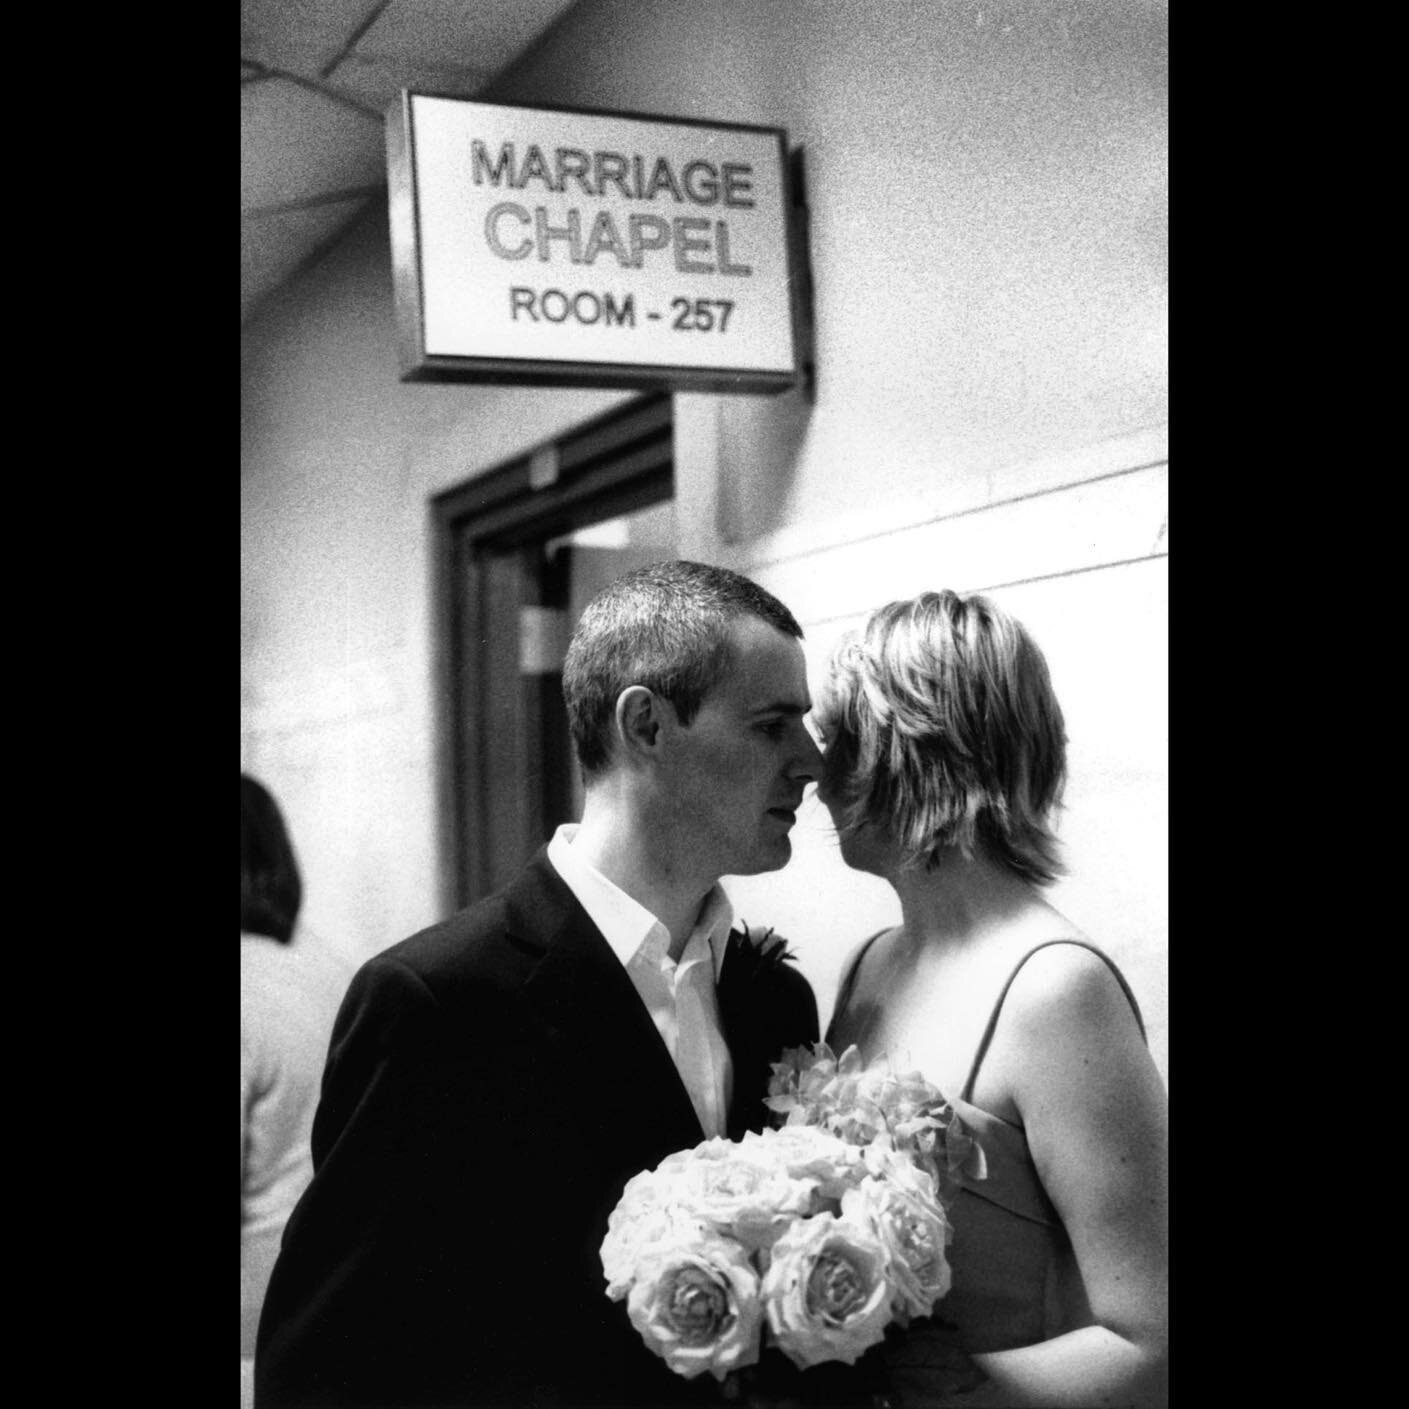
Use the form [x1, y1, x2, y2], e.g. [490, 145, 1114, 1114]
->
[716, 383, 814, 543]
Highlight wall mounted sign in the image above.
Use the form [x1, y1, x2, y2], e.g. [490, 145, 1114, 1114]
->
[387, 94, 805, 393]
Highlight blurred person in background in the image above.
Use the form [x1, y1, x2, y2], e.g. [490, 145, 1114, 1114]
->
[241, 774, 352, 1402]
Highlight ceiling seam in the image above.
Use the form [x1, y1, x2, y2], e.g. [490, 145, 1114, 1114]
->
[244, 185, 388, 221]
[251, 65, 386, 121]
[320, 0, 398, 81]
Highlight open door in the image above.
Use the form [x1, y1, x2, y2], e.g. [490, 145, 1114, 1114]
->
[434, 394, 676, 909]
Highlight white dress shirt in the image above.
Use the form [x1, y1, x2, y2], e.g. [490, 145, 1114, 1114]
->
[547, 823, 734, 1138]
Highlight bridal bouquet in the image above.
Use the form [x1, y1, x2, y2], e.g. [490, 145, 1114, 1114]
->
[601, 1042, 985, 1384]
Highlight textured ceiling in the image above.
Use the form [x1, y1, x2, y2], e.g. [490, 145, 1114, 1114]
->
[240, 0, 580, 323]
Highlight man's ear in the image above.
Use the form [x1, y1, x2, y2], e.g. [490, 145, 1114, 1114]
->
[614, 686, 666, 759]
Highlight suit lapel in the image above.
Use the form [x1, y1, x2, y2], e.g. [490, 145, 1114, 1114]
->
[509, 849, 705, 1159]
[717, 932, 764, 1139]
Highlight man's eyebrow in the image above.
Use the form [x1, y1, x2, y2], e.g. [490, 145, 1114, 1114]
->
[751, 701, 810, 717]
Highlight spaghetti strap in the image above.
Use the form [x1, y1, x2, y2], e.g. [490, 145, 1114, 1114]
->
[961, 940, 1146, 1103]
[830, 929, 890, 1034]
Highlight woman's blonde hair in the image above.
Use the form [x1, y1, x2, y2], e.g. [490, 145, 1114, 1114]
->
[817, 590, 1067, 884]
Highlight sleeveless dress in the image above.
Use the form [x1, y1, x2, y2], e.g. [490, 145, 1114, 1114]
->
[825, 935, 1147, 1356]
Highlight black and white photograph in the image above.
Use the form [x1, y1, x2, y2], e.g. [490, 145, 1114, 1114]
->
[241, 3, 1169, 1406]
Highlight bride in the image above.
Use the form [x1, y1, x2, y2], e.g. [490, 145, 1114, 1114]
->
[816, 590, 1168, 1408]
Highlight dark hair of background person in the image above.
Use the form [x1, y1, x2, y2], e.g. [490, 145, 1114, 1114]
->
[563, 559, 804, 777]
[241, 774, 303, 944]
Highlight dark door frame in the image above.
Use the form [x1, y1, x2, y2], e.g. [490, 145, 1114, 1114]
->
[430, 393, 674, 913]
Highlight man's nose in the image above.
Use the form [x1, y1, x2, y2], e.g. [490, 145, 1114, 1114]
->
[789, 721, 824, 780]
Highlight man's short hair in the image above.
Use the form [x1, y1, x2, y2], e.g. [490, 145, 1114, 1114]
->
[816, 590, 1067, 884]
[563, 559, 803, 776]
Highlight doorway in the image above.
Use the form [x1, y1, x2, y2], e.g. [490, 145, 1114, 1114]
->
[432, 394, 675, 909]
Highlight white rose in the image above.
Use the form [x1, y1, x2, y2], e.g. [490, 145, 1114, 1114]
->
[602, 1200, 702, 1300]
[625, 1230, 763, 1381]
[760, 1211, 894, 1369]
[841, 1177, 952, 1321]
[860, 1141, 940, 1203]
[656, 1135, 732, 1178]
[670, 1137, 815, 1252]
[601, 1163, 696, 1298]
[744, 1125, 868, 1204]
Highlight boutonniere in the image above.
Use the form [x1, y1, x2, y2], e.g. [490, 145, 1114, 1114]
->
[722, 923, 798, 992]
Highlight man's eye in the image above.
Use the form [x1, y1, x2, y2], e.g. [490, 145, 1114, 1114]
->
[758, 719, 787, 738]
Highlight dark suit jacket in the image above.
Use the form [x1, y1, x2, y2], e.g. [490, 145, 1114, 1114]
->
[255, 847, 819, 1409]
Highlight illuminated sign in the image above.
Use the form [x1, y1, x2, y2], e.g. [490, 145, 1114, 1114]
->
[387, 94, 804, 392]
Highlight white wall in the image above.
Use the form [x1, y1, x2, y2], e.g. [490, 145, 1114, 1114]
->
[242, 0, 1167, 1077]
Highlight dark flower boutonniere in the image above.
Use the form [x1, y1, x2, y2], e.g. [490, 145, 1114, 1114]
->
[716, 923, 814, 1143]
[723, 922, 799, 988]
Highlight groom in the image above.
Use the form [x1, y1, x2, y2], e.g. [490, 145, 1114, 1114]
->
[255, 560, 823, 1409]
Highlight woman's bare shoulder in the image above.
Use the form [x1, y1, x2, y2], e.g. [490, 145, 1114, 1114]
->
[992, 940, 1163, 1138]
[1003, 938, 1141, 1037]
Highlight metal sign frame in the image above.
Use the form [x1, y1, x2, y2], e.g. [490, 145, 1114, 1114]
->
[387, 93, 809, 394]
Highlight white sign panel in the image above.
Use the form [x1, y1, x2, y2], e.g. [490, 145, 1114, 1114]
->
[388, 95, 802, 392]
